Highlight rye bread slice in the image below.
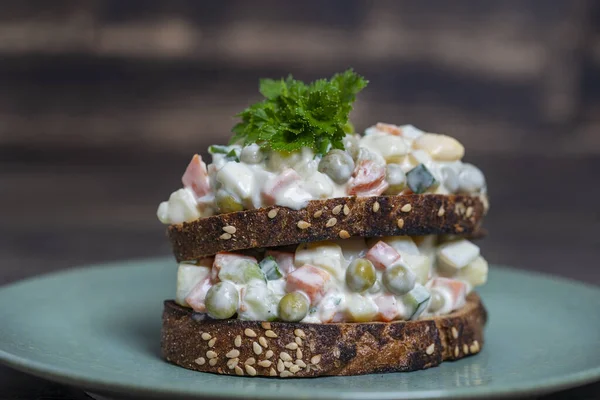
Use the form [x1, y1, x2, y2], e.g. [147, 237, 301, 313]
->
[161, 292, 487, 377]
[168, 194, 487, 262]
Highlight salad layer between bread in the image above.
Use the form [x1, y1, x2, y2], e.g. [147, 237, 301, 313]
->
[157, 70, 489, 325]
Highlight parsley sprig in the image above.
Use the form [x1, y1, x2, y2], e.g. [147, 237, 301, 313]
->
[230, 69, 367, 155]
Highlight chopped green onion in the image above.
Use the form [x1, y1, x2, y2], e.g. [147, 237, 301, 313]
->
[225, 149, 240, 162]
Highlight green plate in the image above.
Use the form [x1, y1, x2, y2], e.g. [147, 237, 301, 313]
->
[0, 258, 599, 400]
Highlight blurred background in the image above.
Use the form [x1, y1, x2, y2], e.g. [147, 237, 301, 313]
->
[1, 0, 599, 286]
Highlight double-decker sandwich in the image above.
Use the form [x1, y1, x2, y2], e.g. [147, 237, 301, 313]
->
[158, 70, 489, 377]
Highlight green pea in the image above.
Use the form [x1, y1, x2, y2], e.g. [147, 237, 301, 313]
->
[278, 292, 309, 322]
[205, 282, 239, 319]
[385, 164, 407, 194]
[215, 190, 244, 214]
[346, 258, 376, 292]
[382, 263, 416, 295]
[318, 149, 355, 184]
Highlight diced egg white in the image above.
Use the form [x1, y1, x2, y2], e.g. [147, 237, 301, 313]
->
[437, 239, 480, 270]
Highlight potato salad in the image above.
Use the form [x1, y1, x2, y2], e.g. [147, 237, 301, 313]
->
[175, 235, 488, 323]
[157, 123, 488, 225]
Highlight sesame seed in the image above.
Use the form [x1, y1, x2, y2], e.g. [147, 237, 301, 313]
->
[253, 342, 263, 355]
[219, 233, 232, 240]
[226, 349, 240, 359]
[222, 225, 236, 234]
[227, 358, 238, 369]
[261, 322, 271, 330]
[285, 342, 298, 350]
[235, 365, 244, 376]
[280, 371, 294, 377]
[244, 328, 257, 338]
[326, 217, 337, 227]
[201, 333, 212, 341]
[466, 206, 474, 218]
[265, 330, 278, 338]
[258, 360, 272, 368]
[295, 337, 303, 346]
[311, 355, 322, 365]
[343, 204, 350, 215]
[265, 350, 274, 359]
[234, 335, 242, 347]
[195, 357, 206, 365]
[268, 209, 279, 219]
[296, 348, 303, 359]
[245, 357, 256, 366]
[333, 348, 340, 358]
[284, 361, 294, 369]
[456, 225, 464, 233]
[397, 218, 405, 229]
[401, 204, 412, 212]
[217, 367, 224, 374]
[438, 206, 445, 217]
[206, 351, 217, 359]
[280, 352, 293, 362]
[294, 329, 306, 338]
[208, 338, 216, 348]
[463, 344, 470, 354]
[339, 230, 350, 239]
[270, 368, 277, 376]
[209, 358, 218, 366]
[451, 327, 459, 339]
[297, 220, 312, 230]
[454, 346, 460, 358]
[313, 210, 323, 218]
[470, 340, 480, 353]
[426, 343, 435, 355]
[295, 359, 307, 368]
[259, 336, 268, 348]
[289, 365, 301, 373]
[372, 201, 380, 212]
[277, 359, 285, 372]
[332, 205, 343, 215]
[245, 365, 258, 376]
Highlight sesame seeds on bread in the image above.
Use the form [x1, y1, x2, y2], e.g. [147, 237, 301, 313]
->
[167, 194, 488, 262]
[161, 292, 487, 377]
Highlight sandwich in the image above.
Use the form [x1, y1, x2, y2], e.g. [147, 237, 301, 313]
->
[157, 70, 489, 378]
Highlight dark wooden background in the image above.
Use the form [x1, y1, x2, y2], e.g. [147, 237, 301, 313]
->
[1, 1, 599, 398]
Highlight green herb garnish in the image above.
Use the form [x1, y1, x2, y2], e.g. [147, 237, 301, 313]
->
[208, 145, 229, 155]
[230, 69, 367, 155]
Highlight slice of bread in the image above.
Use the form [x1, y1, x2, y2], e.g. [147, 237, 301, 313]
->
[161, 292, 487, 377]
[168, 194, 487, 262]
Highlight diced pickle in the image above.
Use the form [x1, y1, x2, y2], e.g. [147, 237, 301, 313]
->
[278, 292, 310, 322]
[205, 282, 239, 319]
[345, 258, 376, 292]
[406, 164, 436, 194]
[403, 284, 431, 320]
[215, 190, 244, 214]
[218, 261, 265, 284]
[382, 263, 416, 295]
[259, 256, 283, 280]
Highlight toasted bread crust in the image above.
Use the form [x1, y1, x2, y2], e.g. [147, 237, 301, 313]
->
[161, 292, 487, 377]
[168, 194, 487, 262]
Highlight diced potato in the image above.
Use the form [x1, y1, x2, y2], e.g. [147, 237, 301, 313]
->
[431, 277, 467, 312]
[212, 252, 259, 282]
[401, 253, 431, 285]
[286, 264, 331, 304]
[238, 281, 278, 321]
[414, 133, 465, 162]
[375, 236, 420, 255]
[375, 295, 399, 322]
[295, 242, 345, 280]
[346, 294, 378, 322]
[365, 241, 401, 270]
[337, 237, 368, 263]
[359, 133, 408, 163]
[157, 188, 201, 224]
[456, 256, 488, 288]
[184, 277, 212, 312]
[263, 168, 302, 203]
[216, 161, 256, 202]
[176, 263, 211, 307]
[437, 239, 480, 270]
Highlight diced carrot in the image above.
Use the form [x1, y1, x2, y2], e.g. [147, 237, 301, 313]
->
[366, 241, 401, 270]
[265, 250, 296, 274]
[263, 168, 301, 204]
[347, 160, 387, 196]
[375, 295, 399, 322]
[376, 122, 402, 136]
[182, 154, 211, 198]
[431, 277, 467, 309]
[286, 264, 331, 304]
[185, 277, 212, 312]
[211, 252, 258, 282]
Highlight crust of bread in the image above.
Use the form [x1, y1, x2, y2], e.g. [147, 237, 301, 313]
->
[161, 292, 487, 377]
[168, 194, 487, 262]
